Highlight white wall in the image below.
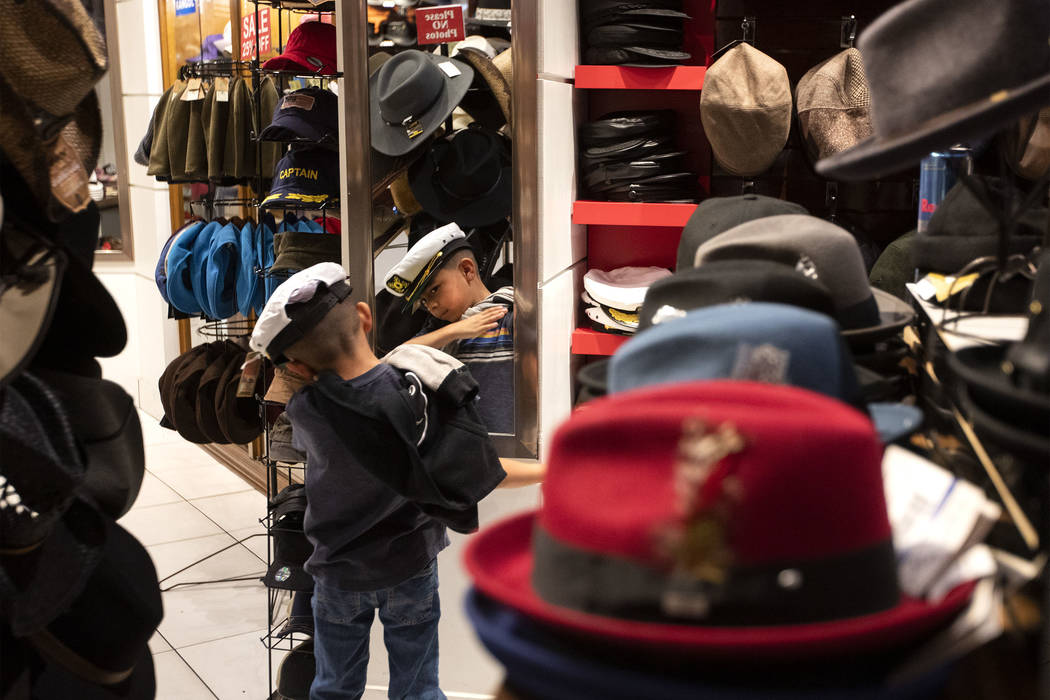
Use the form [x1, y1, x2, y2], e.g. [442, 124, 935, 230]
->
[95, 0, 181, 421]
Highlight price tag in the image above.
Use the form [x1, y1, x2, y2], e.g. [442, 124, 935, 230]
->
[215, 76, 230, 102]
[238, 352, 263, 398]
[438, 61, 462, 78]
[181, 77, 204, 101]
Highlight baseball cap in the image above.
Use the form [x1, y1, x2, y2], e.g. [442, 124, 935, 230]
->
[261, 20, 337, 75]
[259, 87, 338, 149]
[261, 148, 339, 210]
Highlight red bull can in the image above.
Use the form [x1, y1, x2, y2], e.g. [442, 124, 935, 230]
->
[917, 147, 973, 232]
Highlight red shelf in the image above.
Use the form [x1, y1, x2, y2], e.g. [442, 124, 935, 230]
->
[574, 65, 706, 91]
[572, 200, 698, 227]
[571, 327, 631, 356]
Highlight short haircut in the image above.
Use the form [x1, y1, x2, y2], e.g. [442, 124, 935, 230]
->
[283, 295, 361, 371]
[439, 246, 477, 272]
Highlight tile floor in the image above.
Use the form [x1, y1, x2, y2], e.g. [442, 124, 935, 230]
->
[125, 409, 539, 699]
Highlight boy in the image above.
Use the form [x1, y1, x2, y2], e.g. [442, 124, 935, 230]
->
[383, 223, 515, 433]
[250, 263, 508, 700]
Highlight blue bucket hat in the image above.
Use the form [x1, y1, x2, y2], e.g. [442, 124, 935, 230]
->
[465, 589, 954, 700]
[236, 220, 258, 317]
[190, 220, 223, 318]
[167, 220, 220, 315]
[206, 221, 241, 320]
[155, 220, 204, 306]
[607, 302, 922, 443]
[261, 147, 339, 210]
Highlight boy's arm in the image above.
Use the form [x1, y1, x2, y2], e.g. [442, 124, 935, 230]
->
[406, 307, 508, 349]
[497, 458, 546, 488]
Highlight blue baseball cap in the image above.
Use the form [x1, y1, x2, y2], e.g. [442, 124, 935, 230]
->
[607, 302, 922, 443]
[206, 221, 241, 320]
[156, 220, 204, 306]
[258, 87, 338, 149]
[167, 220, 220, 315]
[261, 147, 339, 210]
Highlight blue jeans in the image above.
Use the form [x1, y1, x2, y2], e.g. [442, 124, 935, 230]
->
[310, 559, 445, 700]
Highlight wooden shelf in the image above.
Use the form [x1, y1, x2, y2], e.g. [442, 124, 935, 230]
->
[571, 327, 631, 356]
[574, 65, 706, 90]
[572, 200, 698, 227]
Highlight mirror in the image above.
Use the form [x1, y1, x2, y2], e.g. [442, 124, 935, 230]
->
[94, 0, 133, 260]
[365, 1, 532, 454]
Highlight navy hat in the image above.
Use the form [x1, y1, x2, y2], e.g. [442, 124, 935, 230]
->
[167, 220, 219, 315]
[608, 302, 922, 443]
[259, 87, 338, 150]
[205, 220, 241, 320]
[465, 589, 954, 700]
[262, 148, 339, 210]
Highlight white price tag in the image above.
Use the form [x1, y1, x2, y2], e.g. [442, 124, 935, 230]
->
[913, 276, 938, 301]
[215, 77, 230, 103]
[438, 61, 462, 78]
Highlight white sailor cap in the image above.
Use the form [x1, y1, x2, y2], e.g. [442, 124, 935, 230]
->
[382, 222, 472, 310]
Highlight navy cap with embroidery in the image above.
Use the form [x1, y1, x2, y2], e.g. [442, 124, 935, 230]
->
[259, 87, 338, 149]
[261, 147, 339, 210]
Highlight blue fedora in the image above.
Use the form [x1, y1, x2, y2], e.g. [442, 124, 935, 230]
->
[465, 589, 953, 700]
[167, 220, 220, 315]
[206, 220, 241, 320]
[608, 302, 922, 443]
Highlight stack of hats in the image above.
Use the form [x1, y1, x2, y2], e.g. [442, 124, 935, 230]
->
[264, 484, 314, 593]
[270, 412, 307, 464]
[579, 0, 692, 67]
[579, 110, 698, 202]
[157, 340, 263, 445]
[582, 266, 671, 334]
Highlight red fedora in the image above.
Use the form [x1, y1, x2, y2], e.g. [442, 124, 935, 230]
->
[464, 381, 973, 659]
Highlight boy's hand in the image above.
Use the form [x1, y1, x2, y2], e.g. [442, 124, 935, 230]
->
[451, 307, 507, 340]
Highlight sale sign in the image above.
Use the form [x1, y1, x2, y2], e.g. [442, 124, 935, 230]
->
[240, 8, 271, 61]
[415, 4, 465, 46]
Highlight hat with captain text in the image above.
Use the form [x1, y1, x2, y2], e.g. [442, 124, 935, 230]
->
[370, 50, 474, 157]
[261, 147, 339, 210]
[250, 262, 352, 365]
[383, 222, 473, 310]
[464, 381, 974, 658]
[816, 0, 1050, 180]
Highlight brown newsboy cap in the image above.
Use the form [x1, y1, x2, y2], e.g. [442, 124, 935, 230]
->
[700, 43, 791, 177]
[795, 48, 873, 164]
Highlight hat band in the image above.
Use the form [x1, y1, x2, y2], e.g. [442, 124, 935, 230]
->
[266, 279, 352, 362]
[836, 293, 882, 331]
[531, 526, 900, 626]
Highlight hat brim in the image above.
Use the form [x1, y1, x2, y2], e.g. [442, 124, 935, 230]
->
[261, 54, 337, 76]
[464, 512, 974, 659]
[946, 345, 1050, 418]
[259, 122, 337, 150]
[841, 289, 915, 348]
[868, 402, 923, 445]
[455, 47, 512, 129]
[409, 160, 512, 228]
[370, 55, 474, 157]
[260, 192, 334, 210]
[0, 247, 65, 386]
[816, 74, 1050, 181]
[576, 359, 610, 398]
[465, 589, 955, 700]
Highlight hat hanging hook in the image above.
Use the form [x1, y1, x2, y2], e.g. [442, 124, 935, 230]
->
[711, 16, 756, 62]
[840, 15, 857, 49]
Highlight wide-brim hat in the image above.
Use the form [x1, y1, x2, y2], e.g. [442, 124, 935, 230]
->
[454, 46, 512, 130]
[817, 0, 1050, 181]
[465, 381, 974, 659]
[693, 215, 914, 348]
[408, 125, 512, 228]
[465, 589, 957, 700]
[369, 50, 474, 157]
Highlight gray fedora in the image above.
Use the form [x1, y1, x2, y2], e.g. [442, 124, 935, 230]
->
[817, 0, 1050, 180]
[693, 214, 915, 346]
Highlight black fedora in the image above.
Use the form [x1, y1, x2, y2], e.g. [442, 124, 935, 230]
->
[817, 0, 1050, 180]
[370, 50, 474, 157]
[408, 125, 512, 227]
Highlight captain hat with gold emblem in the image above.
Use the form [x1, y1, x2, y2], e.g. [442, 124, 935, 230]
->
[383, 222, 473, 310]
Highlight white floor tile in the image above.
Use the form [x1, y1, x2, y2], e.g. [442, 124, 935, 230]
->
[149, 631, 172, 655]
[133, 472, 183, 509]
[230, 526, 270, 565]
[151, 462, 254, 501]
[120, 501, 225, 547]
[152, 650, 217, 700]
[145, 442, 226, 474]
[137, 409, 184, 447]
[177, 629, 271, 700]
[147, 532, 265, 584]
[158, 579, 269, 649]
[190, 490, 267, 533]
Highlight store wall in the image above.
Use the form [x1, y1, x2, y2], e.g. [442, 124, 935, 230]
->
[95, 0, 182, 421]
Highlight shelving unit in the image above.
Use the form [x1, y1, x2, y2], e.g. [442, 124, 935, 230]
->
[572, 200, 698, 227]
[570, 327, 630, 356]
[574, 64, 706, 91]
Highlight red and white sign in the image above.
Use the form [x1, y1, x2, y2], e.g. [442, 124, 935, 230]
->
[415, 4, 465, 46]
[240, 8, 271, 61]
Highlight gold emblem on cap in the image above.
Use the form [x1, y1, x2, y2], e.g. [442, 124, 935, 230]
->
[387, 274, 411, 293]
